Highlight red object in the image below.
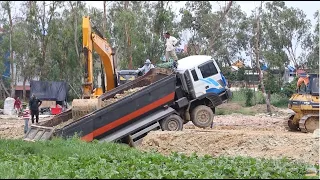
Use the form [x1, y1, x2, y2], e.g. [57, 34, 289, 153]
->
[51, 107, 62, 115]
[14, 99, 21, 109]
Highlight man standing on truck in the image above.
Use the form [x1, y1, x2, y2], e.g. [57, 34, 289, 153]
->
[29, 94, 42, 124]
[164, 32, 178, 62]
[137, 59, 155, 75]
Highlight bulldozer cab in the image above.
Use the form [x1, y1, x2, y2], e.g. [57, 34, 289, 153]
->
[297, 73, 319, 96]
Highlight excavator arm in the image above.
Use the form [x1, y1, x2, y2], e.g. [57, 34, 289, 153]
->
[82, 16, 116, 99]
[72, 16, 117, 119]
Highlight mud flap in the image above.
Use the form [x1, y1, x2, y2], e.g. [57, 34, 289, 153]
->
[24, 125, 55, 142]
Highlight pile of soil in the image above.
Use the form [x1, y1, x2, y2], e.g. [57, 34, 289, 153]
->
[102, 86, 146, 107]
[138, 114, 319, 165]
[0, 120, 24, 139]
[54, 119, 74, 129]
[250, 104, 279, 113]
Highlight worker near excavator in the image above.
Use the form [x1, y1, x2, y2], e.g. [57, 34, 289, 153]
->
[29, 94, 42, 124]
[137, 59, 155, 75]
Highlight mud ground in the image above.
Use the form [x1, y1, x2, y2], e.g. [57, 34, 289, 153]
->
[137, 103, 319, 165]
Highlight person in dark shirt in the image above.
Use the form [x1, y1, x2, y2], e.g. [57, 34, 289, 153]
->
[29, 94, 42, 124]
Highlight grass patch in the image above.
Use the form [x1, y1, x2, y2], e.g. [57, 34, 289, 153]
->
[0, 138, 317, 179]
[216, 108, 256, 116]
[231, 90, 289, 108]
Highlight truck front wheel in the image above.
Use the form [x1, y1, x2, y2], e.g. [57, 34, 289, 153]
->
[191, 105, 214, 128]
[160, 114, 183, 131]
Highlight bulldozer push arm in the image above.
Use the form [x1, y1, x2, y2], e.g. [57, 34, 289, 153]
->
[82, 16, 117, 99]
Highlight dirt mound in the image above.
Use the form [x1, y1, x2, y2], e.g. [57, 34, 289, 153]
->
[217, 102, 242, 111]
[250, 104, 279, 113]
[0, 120, 24, 139]
[138, 114, 319, 165]
[138, 129, 319, 165]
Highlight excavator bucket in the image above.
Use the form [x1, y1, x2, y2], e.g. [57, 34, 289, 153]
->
[72, 99, 102, 120]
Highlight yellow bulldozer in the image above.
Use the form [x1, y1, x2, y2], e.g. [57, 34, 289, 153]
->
[286, 73, 319, 133]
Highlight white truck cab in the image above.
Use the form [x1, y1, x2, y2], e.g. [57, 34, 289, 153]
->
[176, 55, 231, 102]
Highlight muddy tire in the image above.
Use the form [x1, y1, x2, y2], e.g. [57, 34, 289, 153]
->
[191, 105, 214, 128]
[160, 114, 183, 131]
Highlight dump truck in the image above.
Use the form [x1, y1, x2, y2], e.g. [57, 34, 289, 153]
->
[25, 55, 232, 146]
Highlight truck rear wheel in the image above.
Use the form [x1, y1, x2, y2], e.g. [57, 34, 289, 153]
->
[160, 114, 183, 131]
[191, 105, 214, 128]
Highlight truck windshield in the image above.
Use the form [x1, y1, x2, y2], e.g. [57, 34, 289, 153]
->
[311, 77, 319, 94]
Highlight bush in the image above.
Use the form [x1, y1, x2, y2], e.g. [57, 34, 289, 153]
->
[281, 77, 299, 98]
[0, 100, 3, 109]
[271, 93, 289, 107]
[244, 88, 254, 107]
[231, 90, 247, 103]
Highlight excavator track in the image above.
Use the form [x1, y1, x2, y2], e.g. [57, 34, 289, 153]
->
[299, 114, 319, 133]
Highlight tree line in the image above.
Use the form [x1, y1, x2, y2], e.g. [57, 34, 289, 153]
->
[0, 1, 318, 100]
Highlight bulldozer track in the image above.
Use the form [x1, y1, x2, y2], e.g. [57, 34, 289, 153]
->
[299, 114, 319, 133]
[284, 113, 299, 131]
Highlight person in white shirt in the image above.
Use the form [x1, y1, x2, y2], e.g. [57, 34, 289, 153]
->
[137, 59, 155, 75]
[164, 32, 178, 62]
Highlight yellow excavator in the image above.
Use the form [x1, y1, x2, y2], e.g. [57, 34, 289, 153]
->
[71, 16, 117, 119]
[286, 73, 319, 133]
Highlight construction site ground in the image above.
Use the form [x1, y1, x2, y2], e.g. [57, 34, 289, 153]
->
[0, 103, 318, 165]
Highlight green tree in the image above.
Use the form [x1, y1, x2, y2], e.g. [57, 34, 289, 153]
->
[261, 1, 311, 69]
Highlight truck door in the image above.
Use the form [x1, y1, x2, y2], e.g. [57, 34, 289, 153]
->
[196, 60, 225, 97]
[189, 68, 207, 97]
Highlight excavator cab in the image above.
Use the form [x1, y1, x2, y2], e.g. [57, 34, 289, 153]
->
[117, 70, 139, 86]
[286, 73, 319, 133]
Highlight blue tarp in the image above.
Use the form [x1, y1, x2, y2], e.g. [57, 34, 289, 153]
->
[287, 65, 295, 72]
[261, 64, 268, 71]
[30, 81, 68, 101]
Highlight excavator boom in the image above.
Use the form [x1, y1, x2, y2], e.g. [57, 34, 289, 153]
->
[82, 16, 116, 98]
[73, 16, 117, 119]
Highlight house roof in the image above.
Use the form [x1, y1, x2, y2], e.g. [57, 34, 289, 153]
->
[232, 60, 244, 68]
[15, 85, 30, 91]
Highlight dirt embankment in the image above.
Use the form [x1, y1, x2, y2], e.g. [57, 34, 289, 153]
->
[138, 108, 319, 165]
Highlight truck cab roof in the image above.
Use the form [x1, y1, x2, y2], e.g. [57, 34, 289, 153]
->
[176, 55, 213, 72]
